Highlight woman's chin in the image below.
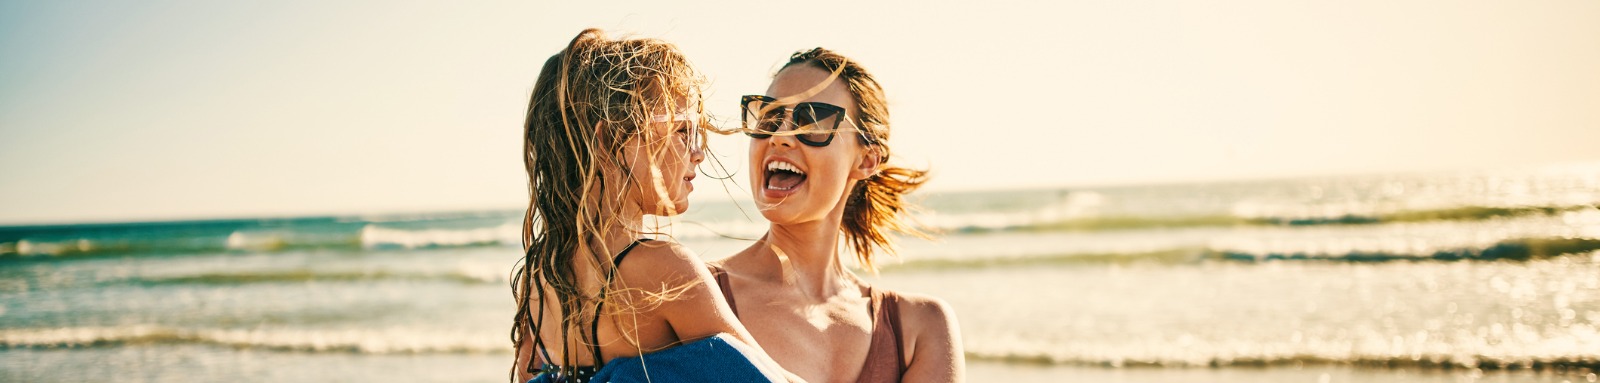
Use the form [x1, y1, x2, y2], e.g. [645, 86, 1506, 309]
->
[756, 202, 807, 225]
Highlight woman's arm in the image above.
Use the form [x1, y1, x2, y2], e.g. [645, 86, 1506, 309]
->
[897, 293, 966, 383]
[615, 241, 804, 382]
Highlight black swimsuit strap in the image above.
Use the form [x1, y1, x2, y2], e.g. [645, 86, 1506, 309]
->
[588, 239, 649, 369]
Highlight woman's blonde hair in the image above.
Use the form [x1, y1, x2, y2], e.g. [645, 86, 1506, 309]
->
[780, 48, 932, 272]
[509, 28, 703, 381]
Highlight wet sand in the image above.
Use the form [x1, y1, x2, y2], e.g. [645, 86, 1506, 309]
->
[967, 360, 1597, 383]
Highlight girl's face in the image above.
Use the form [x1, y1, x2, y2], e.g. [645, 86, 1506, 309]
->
[748, 66, 879, 224]
[624, 99, 704, 216]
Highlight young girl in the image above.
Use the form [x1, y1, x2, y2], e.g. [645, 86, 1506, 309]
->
[710, 48, 966, 382]
[510, 29, 794, 383]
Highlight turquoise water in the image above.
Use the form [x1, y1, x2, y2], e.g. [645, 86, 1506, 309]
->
[4, 163, 1600, 382]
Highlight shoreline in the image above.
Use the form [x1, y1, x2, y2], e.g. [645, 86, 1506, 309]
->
[967, 359, 1598, 383]
[6, 345, 1595, 383]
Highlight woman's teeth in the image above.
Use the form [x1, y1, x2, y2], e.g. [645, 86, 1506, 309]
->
[767, 161, 804, 175]
[765, 161, 807, 191]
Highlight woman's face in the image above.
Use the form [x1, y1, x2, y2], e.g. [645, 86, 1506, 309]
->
[624, 99, 704, 216]
[748, 66, 877, 224]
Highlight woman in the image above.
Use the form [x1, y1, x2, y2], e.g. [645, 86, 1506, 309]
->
[710, 48, 965, 382]
[509, 29, 796, 383]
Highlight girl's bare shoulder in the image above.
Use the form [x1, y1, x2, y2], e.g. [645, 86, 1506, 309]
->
[613, 240, 711, 288]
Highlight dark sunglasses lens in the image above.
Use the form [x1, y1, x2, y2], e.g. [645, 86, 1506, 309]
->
[759, 106, 784, 134]
[794, 104, 839, 146]
[742, 98, 774, 138]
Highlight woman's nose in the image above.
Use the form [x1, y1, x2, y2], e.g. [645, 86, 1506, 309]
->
[770, 120, 798, 148]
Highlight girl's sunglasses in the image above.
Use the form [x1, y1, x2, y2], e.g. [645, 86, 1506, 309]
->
[741, 95, 875, 147]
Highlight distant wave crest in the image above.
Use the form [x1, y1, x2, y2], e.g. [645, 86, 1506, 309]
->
[879, 237, 1600, 271]
[0, 223, 523, 258]
[0, 326, 508, 355]
[357, 222, 520, 250]
[3, 204, 1595, 258]
[949, 204, 1600, 233]
[120, 269, 504, 286]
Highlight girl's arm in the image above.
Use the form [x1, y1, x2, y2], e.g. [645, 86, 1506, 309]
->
[614, 241, 804, 382]
[514, 330, 536, 383]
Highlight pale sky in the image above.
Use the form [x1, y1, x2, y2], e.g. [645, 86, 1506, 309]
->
[2, 0, 1597, 225]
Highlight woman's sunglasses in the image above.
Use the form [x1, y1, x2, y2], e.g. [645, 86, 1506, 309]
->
[741, 95, 875, 147]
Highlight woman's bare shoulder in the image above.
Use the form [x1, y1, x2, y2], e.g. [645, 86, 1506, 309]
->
[887, 290, 959, 336]
[884, 288, 964, 381]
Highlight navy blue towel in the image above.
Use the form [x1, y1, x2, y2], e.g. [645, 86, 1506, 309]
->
[529, 333, 782, 383]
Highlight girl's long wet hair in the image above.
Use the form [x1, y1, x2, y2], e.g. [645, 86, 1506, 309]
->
[510, 28, 703, 381]
[780, 48, 932, 272]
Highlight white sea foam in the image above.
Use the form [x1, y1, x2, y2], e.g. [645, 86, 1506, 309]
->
[877, 250, 1600, 370]
[358, 222, 520, 249]
[916, 191, 1105, 231]
[8, 239, 94, 256]
[225, 231, 287, 251]
[964, 322, 1600, 368]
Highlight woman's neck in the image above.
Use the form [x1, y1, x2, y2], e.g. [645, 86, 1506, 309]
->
[753, 211, 859, 301]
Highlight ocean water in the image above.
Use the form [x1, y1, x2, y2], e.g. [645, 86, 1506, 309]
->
[4, 162, 1600, 382]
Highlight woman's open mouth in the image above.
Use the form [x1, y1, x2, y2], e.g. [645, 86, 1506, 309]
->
[764, 159, 807, 192]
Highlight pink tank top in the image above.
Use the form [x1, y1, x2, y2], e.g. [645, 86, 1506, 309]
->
[708, 265, 907, 383]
